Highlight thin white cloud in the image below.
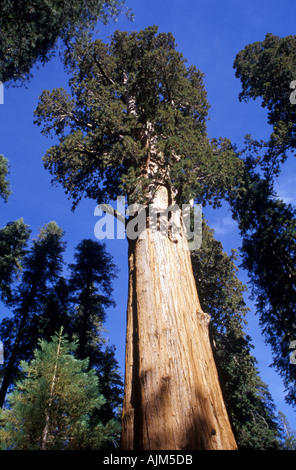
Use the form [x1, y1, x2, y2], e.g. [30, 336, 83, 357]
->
[211, 215, 238, 236]
[274, 174, 296, 205]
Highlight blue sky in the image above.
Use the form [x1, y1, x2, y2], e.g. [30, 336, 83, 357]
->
[1, 0, 296, 431]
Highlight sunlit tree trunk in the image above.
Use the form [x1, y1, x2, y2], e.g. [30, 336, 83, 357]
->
[41, 328, 62, 450]
[121, 187, 237, 450]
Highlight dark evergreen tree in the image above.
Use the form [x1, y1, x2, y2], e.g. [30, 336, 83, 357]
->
[0, 221, 65, 407]
[68, 239, 117, 362]
[0, 155, 11, 202]
[0, 219, 30, 301]
[229, 154, 296, 409]
[191, 219, 282, 449]
[233, 33, 296, 177]
[95, 344, 123, 425]
[67, 239, 123, 426]
[0, 0, 131, 84]
[38, 276, 72, 341]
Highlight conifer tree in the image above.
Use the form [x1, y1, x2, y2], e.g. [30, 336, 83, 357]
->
[0, 329, 120, 450]
[67, 239, 123, 425]
[0, 221, 65, 407]
[0, 219, 30, 301]
[0, 0, 130, 84]
[38, 276, 72, 341]
[0, 156, 29, 301]
[0, 155, 12, 202]
[233, 33, 296, 177]
[0, 235, 123, 428]
[68, 239, 117, 362]
[233, 34, 296, 411]
[230, 154, 296, 408]
[95, 344, 123, 425]
[34, 26, 243, 449]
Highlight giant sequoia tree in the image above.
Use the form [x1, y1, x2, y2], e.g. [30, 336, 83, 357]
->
[34, 26, 243, 450]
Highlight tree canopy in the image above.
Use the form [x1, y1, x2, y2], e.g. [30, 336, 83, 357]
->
[232, 33, 296, 411]
[34, 26, 243, 209]
[233, 33, 296, 176]
[0, 219, 30, 302]
[0, 221, 66, 407]
[230, 152, 296, 408]
[0, 155, 11, 202]
[0, 0, 130, 84]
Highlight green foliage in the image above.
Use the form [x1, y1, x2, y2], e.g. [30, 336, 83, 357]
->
[191, 219, 282, 449]
[20, 221, 65, 288]
[0, 0, 130, 84]
[0, 329, 120, 449]
[0, 232, 123, 431]
[234, 33, 296, 175]
[66, 239, 123, 425]
[230, 153, 296, 408]
[95, 344, 123, 425]
[0, 219, 30, 301]
[233, 33, 296, 413]
[0, 155, 12, 202]
[0, 221, 66, 406]
[34, 26, 243, 209]
[278, 411, 296, 450]
[68, 239, 118, 360]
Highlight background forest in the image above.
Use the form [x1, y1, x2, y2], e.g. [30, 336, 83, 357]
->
[0, 0, 296, 450]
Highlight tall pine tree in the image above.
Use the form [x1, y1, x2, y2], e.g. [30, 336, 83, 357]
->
[0, 221, 65, 407]
[0, 219, 30, 302]
[67, 239, 123, 425]
[68, 239, 117, 362]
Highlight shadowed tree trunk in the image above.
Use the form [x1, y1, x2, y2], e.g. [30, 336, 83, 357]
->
[121, 187, 237, 450]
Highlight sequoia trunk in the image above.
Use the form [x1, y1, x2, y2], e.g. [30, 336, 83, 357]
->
[121, 187, 237, 450]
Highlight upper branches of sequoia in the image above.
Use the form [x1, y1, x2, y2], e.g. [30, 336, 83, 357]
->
[34, 26, 243, 208]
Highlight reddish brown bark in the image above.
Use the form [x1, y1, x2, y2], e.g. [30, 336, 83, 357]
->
[121, 187, 237, 450]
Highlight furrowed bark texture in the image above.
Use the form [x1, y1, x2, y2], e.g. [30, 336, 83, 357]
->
[121, 187, 237, 450]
